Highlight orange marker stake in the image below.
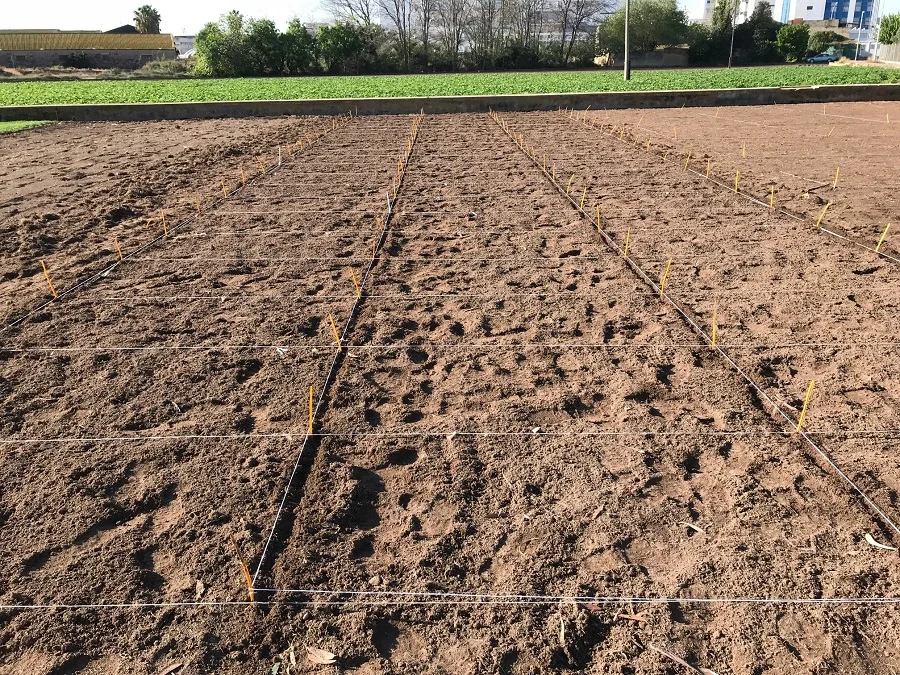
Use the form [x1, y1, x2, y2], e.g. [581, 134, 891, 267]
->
[659, 258, 672, 298]
[329, 313, 342, 351]
[41, 260, 58, 298]
[348, 267, 361, 298]
[875, 223, 891, 253]
[228, 534, 256, 602]
[308, 385, 314, 434]
[114, 236, 123, 260]
[815, 201, 832, 228]
[796, 380, 815, 434]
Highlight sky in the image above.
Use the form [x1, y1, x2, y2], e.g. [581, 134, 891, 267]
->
[2, 0, 331, 35]
[3, 0, 899, 35]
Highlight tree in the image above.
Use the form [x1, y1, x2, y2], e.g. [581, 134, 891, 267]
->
[245, 19, 285, 75]
[435, 0, 472, 69]
[808, 29, 846, 54]
[555, 0, 610, 65]
[195, 11, 250, 76]
[880, 13, 900, 44]
[133, 5, 162, 34]
[321, 0, 378, 24]
[776, 22, 809, 61]
[380, 0, 414, 69]
[284, 20, 319, 74]
[318, 21, 381, 73]
[596, 0, 688, 55]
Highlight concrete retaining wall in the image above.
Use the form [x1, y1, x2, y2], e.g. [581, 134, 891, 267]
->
[3, 82, 900, 121]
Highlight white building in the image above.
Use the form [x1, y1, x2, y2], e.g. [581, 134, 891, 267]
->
[683, 0, 826, 24]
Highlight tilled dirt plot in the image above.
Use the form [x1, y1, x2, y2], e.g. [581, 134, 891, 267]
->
[1, 107, 899, 674]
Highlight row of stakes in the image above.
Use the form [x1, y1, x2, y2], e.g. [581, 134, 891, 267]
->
[236, 112, 424, 602]
[490, 109, 819, 437]
[37, 112, 356, 301]
[564, 107, 892, 256]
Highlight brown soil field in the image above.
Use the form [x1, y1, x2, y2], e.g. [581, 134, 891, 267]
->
[0, 105, 899, 674]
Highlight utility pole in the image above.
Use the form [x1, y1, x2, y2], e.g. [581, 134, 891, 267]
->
[728, 0, 738, 68]
[624, 0, 631, 80]
[855, 11, 866, 60]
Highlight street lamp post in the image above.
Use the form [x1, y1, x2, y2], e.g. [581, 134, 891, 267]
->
[728, 0, 738, 68]
[624, 0, 631, 80]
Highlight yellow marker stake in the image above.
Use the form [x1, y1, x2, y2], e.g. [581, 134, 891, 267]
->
[596, 205, 602, 231]
[815, 201, 832, 227]
[875, 223, 891, 253]
[195, 198, 201, 214]
[240, 166, 246, 185]
[348, 267, 361, 298]
[623, 231, 631, 259]
[827, 126, 835, 137]
[566, 174, 574, 195]
[646, 138, 651, 151]
[673, 127, 677, 140]
[41, 260, 58, 298]
[329, 314, 342, 351]
[221, 180, 228, 198]
[710, 307, 717, 348]
[228, 534, 256, 603]
[636, 114, 644, 129]
[796, 380, 815, 434]
[734, 170, 739, 192]
[887, 113, 890, 124]
[579, 187, 587, 210]
[684, 152, 691, 169]
[114, 236, 123, 260]
[257, 157, 265, 173]
[706, 159, 711, 178]
[659, 258, 672, 298]
[770, 186, 775, 209]
[833, 166, 840, 189]
[741, 142, 746, 158]
[552, 166, 557, 182]
[663, 151, 669, 161]
[619, 127, 624, 140]
[308, 386, 314, 434]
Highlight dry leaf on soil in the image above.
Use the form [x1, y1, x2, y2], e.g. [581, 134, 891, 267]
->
[306, 647, 337, 665]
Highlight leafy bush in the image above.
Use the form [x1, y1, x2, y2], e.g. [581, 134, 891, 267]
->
[808, 30, 846, 54]
[776, 23, 810, 61]
[596, 0, 689, 55]
[880, 13, 900, 44]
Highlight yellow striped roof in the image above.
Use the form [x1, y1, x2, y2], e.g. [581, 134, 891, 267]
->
[0, 33, 175, 51]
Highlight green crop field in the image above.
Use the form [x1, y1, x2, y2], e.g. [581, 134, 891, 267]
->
[1, 66, 899, 106]
[0, 120, 53, 134]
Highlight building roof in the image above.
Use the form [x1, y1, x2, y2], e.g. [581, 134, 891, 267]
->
[0, 32, 174, 51]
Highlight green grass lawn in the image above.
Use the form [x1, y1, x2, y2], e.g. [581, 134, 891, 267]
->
[0, 120, 53, 133]
[1, 66, 898, 106]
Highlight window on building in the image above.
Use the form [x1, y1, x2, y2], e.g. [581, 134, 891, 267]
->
[806, 4, 813, 8]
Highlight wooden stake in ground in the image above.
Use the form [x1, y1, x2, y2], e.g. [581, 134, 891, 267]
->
[228, 533, 256, 602]
[308, 385, 314, 434]
[257, 157, 265, 174]
[596, 205, 602, 231]
[40, 260, 58, 298]
[221, 180, 229, 198]
[706, 158, 711, 178]
[579, 187, 587, 210]
[623, 231, 630, 259]
[348, 267, 361, 298]
[329, 314, 342, 351]
[161, 210, 168, 236]
[195, 197, 201, 215]
[711, 305, 717, 348]
[875, 223, 891, 253]
[734, 170, 739, 192]
[833, 166, 840, 189]
[114, 236, 123, 260]
[741, 142, 746, 158]
[566, 174, 574, 195]
[684, 152, 691, 170]
[659, 258, 672, 298]
[241, 165, 247, 185]
[796, 380, 815, 433]
[815, 201, 832, 227]
[646, 138, 651, 151]
[770, 186, 775, 209]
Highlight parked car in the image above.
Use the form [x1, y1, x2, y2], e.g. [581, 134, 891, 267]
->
[807, 52, 838, 63]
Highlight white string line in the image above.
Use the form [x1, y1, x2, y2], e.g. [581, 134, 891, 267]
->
[565, 114, 900, 266]
[122, 255, 615, 263]
[251, 113, 426, 586]
[6, 594, 900, 610]
[252, 587, 900, 605]
[3, 429, 898, 445]
[0, 118, 357, 335]
[495, 112, 900, 538]
[5, 341, 900, 353]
